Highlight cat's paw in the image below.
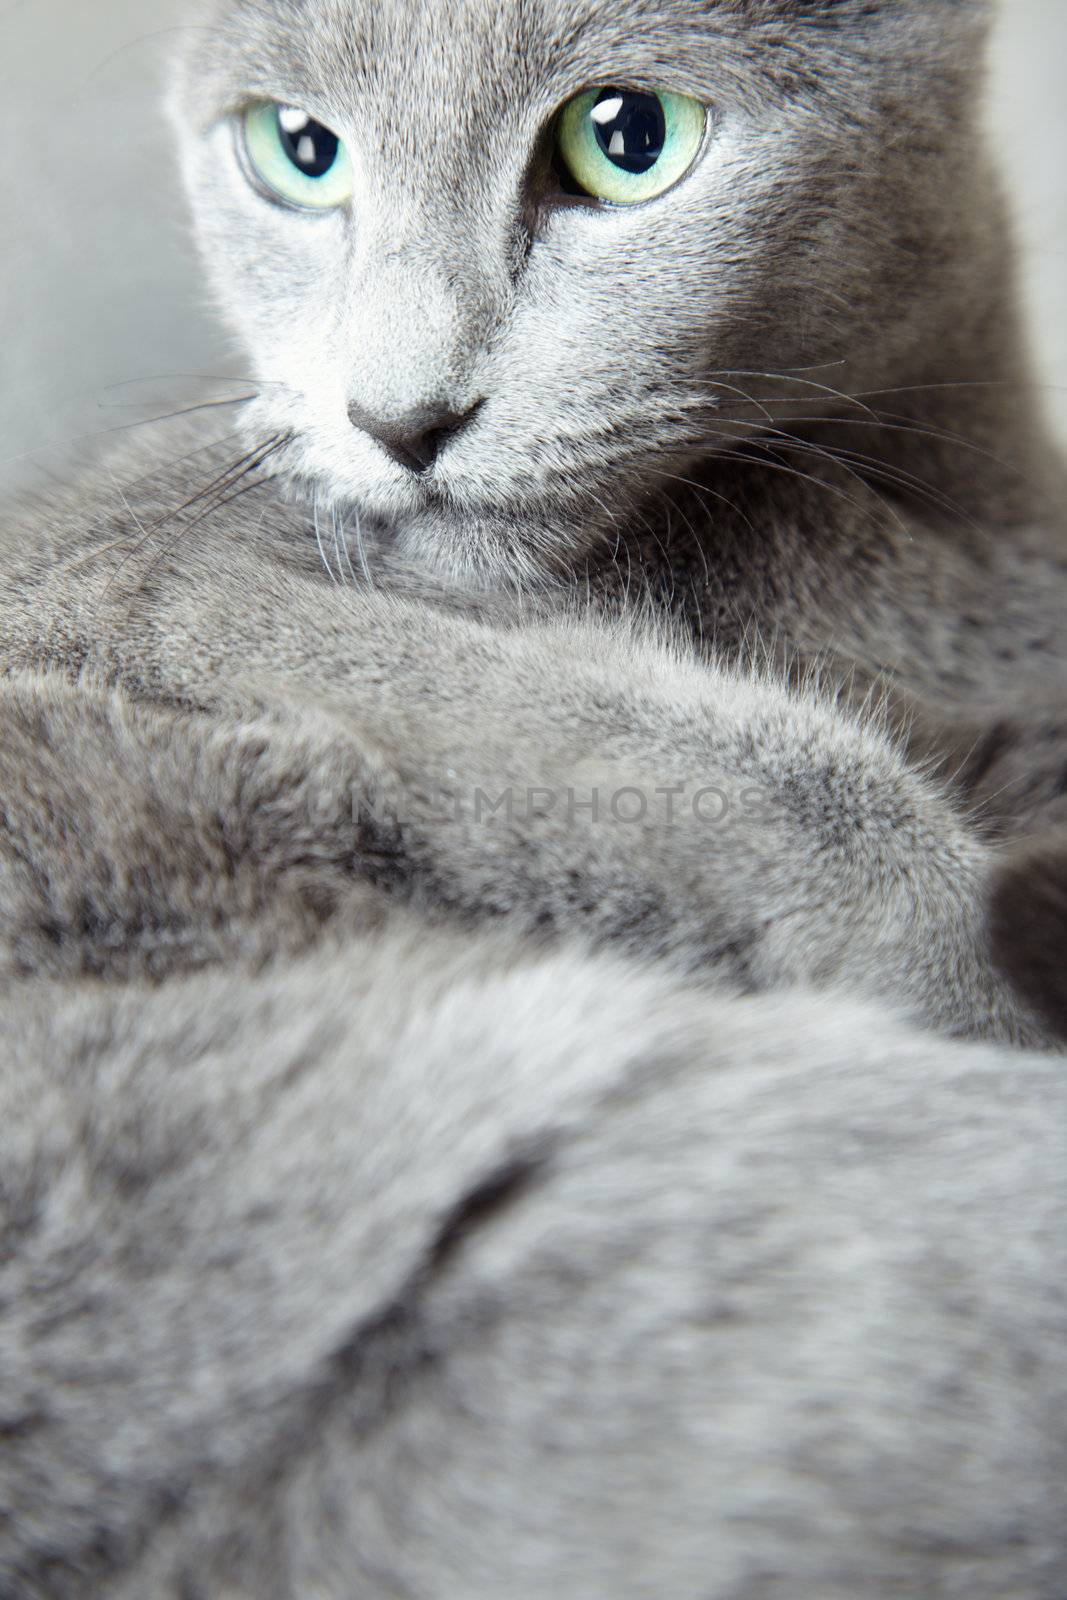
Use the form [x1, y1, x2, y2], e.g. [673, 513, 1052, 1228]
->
[989, 831, 1067, 1044]
[0, 674, 393, 983]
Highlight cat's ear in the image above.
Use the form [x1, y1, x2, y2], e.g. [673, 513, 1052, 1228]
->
[989, 832, 1067, 1043]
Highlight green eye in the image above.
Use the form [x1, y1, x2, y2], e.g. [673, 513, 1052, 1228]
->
[555, 86, 706, 206]
[242, 102, 354, 210]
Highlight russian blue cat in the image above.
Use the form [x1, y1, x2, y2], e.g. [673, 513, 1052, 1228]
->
[0, 1, 1065, 1594]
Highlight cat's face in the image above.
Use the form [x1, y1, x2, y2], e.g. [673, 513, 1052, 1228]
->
[172, 0, 991, 582]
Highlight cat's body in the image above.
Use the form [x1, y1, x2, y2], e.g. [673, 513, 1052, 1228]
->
[2, 0, 1067, 1594]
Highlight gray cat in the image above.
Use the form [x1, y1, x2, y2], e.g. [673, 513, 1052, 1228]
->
[1, 0, 1066, 1595]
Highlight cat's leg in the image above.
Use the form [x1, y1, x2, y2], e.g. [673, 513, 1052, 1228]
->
[0, 619, 1049, 1044]
[0, 653, 1046, 1042]
[122, 579, 1052, 1043]
[2, 942, 1063, 1600]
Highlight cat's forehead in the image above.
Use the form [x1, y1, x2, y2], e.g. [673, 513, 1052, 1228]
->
[204, 0, 739, 94]
[190, 0, 987, 120]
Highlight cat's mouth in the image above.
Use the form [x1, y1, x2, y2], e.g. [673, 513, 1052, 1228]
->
[282, 426, 632, 584]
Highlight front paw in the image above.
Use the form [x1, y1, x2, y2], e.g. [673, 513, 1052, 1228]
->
[0, 675, 393, 983]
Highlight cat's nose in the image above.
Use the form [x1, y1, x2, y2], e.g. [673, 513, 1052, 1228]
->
[347, 399, 483, 474]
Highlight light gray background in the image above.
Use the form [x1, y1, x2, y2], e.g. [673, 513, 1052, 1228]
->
[1, 0, 1065, 495]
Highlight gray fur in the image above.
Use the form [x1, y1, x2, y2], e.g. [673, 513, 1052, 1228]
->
[3, 953, 1066, 1598]
[1, 0, 1067, 1593]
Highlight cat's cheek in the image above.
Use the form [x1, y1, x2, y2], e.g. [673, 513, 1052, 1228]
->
[184, 127, 351, 328]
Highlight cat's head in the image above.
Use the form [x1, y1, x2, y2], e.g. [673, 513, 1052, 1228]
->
[171, 0, 995, 583]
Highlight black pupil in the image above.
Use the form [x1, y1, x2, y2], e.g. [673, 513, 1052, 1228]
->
[276, 108, 339, 178]
[590, 89, 665, 175]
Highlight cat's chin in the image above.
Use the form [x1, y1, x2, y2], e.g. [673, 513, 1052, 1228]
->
[337, 500, 592, 589]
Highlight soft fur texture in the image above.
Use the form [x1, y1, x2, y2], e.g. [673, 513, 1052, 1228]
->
[2, 0, 1067, 1594]
[4, 956, 1067, 1599]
